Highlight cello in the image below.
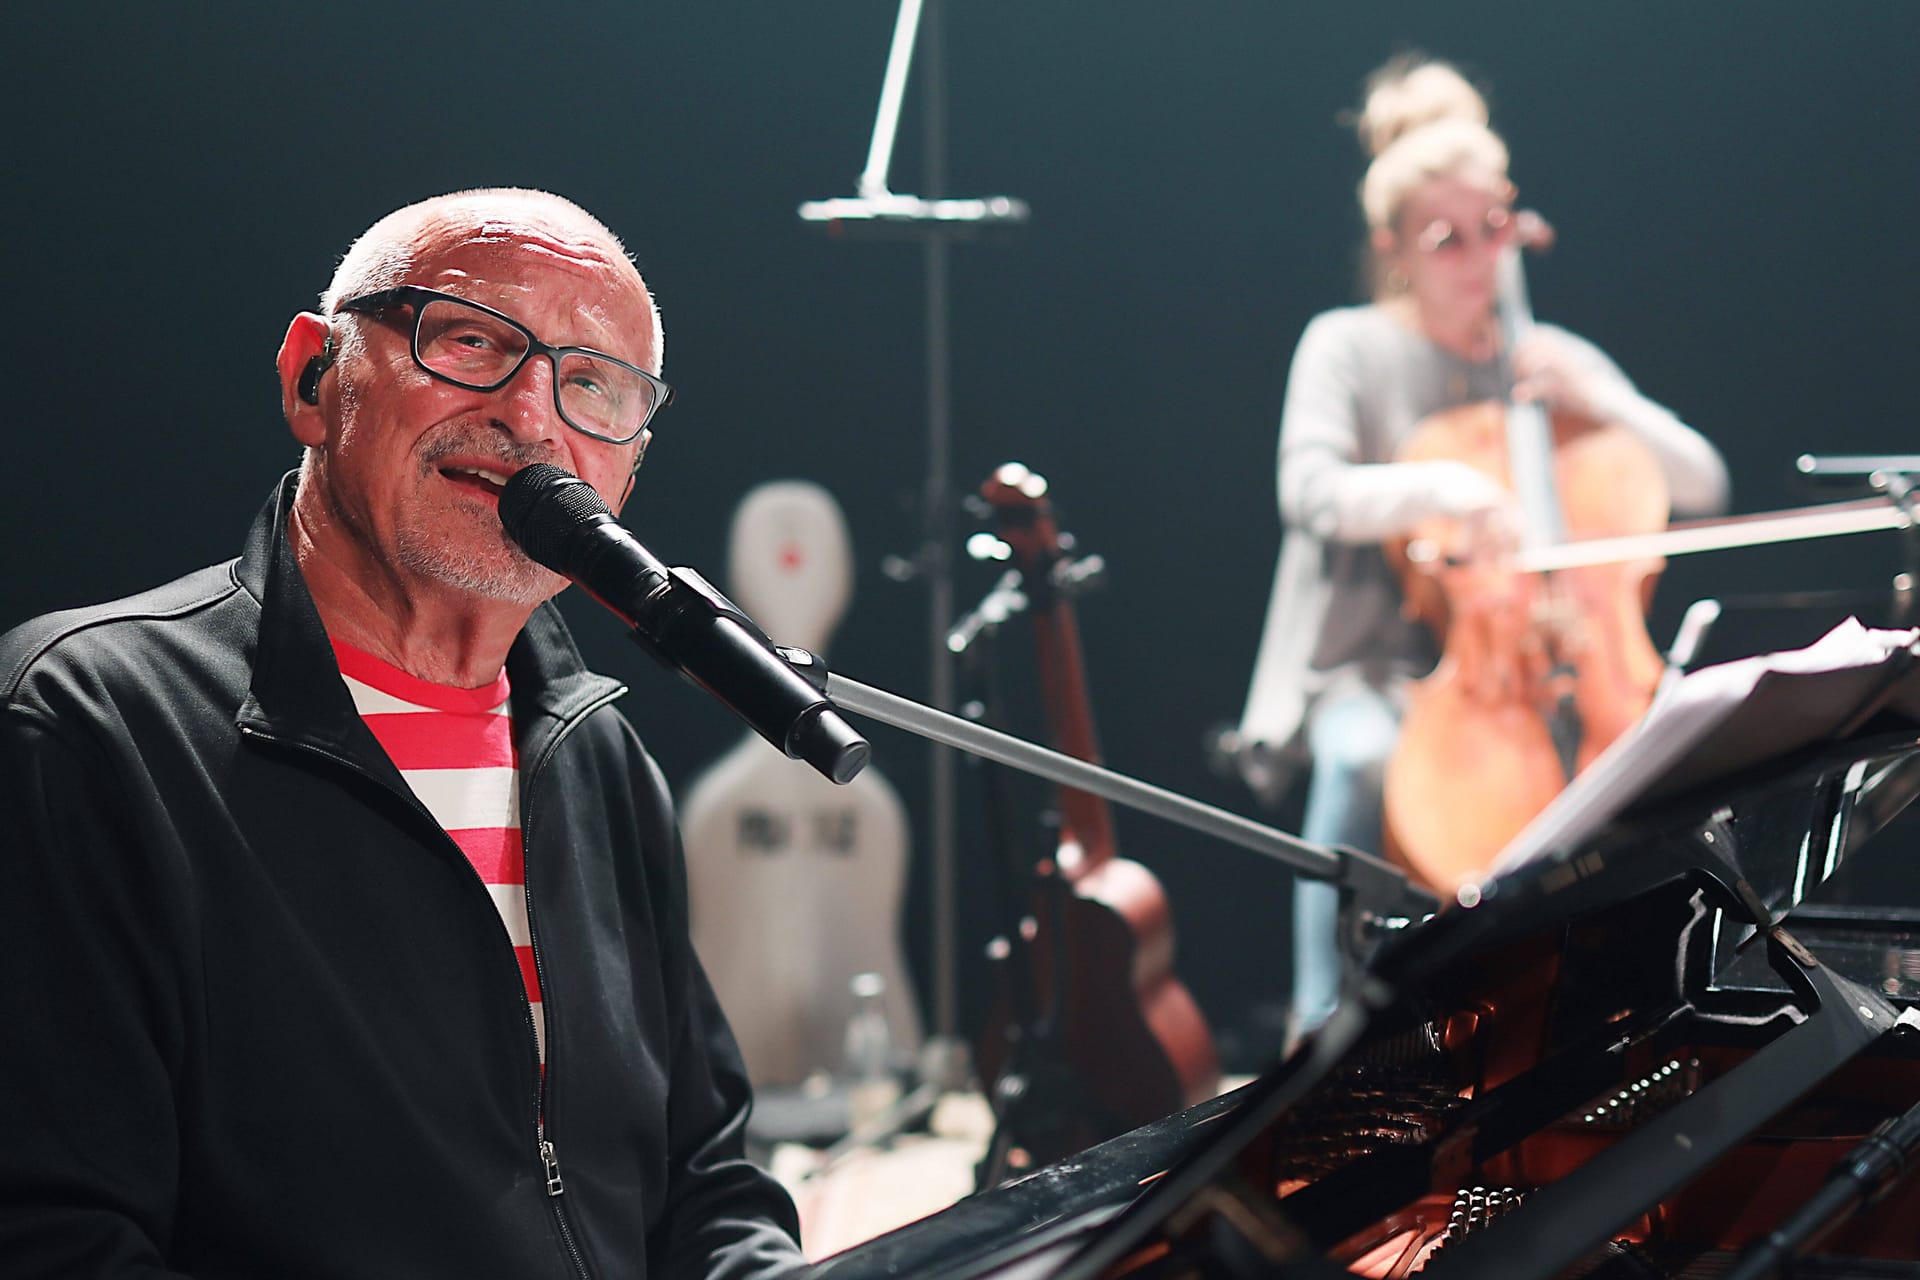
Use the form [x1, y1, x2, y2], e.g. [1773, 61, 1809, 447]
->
[973, 462, 1219, 1168]
[1382, 222, 1672, 893]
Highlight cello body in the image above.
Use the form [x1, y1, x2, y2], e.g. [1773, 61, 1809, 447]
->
[1382, 399, 1671, 893]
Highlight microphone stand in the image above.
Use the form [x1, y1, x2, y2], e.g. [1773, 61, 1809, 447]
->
[798, 0, 1029, 1092]
[1796, 454, 1920, 626]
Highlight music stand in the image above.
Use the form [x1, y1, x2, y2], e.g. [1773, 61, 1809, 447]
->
[798, 0, 1029, 1088]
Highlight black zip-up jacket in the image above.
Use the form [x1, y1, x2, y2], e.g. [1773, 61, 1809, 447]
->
[0, 476, 806, 1279]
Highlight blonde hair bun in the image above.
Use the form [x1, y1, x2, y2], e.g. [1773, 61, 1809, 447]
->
[1355, 56, 1489, 157]
[1354, 55, 1509, 234]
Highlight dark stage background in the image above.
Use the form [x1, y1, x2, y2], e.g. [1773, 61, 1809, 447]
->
[6, 2, 1916, 1068]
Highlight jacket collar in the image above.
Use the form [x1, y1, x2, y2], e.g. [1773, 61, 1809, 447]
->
[234, 472, 625, 754]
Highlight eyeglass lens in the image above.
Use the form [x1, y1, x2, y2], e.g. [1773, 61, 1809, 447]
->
[1417, 208, 1514, 255]
[414, 298, 658, 441]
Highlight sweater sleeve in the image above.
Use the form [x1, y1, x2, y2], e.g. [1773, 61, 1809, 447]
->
[0, 711, 200, 1279]
[1277, 312, 1513, 545]
[1535, 325, 1731, 519]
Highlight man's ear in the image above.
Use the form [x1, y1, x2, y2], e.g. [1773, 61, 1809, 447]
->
[276, 312, 334, 447]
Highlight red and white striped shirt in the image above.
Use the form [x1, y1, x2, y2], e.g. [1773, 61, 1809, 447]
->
[332, 639, 546, 1061]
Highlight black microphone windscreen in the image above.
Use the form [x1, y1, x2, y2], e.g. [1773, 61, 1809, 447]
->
[498, 462, 869, 784]
[499, 464, 609, 571]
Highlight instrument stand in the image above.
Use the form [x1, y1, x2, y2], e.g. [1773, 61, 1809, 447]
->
[798, 0, 1029, 1092]
[949, 605, 1132, 1187]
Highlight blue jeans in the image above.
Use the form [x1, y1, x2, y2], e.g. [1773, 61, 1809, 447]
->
[1292, 683, 1399, 1034]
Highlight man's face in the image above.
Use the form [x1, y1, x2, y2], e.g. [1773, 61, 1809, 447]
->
[313, 216, 657, 607]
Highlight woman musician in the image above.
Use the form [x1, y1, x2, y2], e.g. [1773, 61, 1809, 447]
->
[1237, 55, 1730, 1044]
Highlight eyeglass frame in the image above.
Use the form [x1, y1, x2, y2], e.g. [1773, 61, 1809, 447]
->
[1413, 205, 1515, 256]
[332, 284, 672, 446]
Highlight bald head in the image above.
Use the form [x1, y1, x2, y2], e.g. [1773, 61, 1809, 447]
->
[322, 188, 662, 371]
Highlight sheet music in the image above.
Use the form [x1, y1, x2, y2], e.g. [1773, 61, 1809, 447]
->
[1482, 618, 1920, 887]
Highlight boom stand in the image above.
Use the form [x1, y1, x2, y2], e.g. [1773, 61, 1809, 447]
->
[816, 670, 1437, 964]
[799, 0, 1029, 1089]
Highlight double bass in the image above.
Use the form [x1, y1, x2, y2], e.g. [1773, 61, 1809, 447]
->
[974, 463, 1219, 1169]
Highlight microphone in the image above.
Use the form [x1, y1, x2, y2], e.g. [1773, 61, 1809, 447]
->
[498, 464, 869, 785]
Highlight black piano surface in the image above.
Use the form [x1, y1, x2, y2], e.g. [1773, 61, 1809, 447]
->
[816, 721, 1920, 1279]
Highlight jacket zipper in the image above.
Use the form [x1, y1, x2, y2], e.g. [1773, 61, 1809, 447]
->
[516, 685, 625, 1280]
[242, 680, 624, 1280]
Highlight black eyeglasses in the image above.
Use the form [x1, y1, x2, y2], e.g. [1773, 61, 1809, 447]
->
[335, 285, 672, 446]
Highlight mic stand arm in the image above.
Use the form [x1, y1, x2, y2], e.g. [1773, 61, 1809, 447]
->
[821, 670, 1437, 926]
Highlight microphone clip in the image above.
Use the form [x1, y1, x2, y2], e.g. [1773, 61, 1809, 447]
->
[625, 566, 867, 784]
[624, 565, 774, 655]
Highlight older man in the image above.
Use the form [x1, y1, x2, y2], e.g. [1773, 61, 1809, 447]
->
[0, 190, 806, 1279]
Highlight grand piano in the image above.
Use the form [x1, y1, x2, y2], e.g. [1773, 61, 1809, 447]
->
[815, 624, 1920, 1278]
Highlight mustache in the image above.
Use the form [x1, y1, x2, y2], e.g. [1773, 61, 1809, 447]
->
[418, 427, 565, 475]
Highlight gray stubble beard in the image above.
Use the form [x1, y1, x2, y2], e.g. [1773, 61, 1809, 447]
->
[400, 429, 570, 607]
[394, 521, 561, 607]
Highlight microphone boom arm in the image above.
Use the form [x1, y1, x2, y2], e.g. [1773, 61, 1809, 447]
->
[821, 670, 1435, 924]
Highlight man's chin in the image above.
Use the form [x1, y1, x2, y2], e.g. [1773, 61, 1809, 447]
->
[397, 541, 564, 609]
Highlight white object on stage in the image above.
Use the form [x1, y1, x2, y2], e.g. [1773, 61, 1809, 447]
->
[683, 481, 923, 1086]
